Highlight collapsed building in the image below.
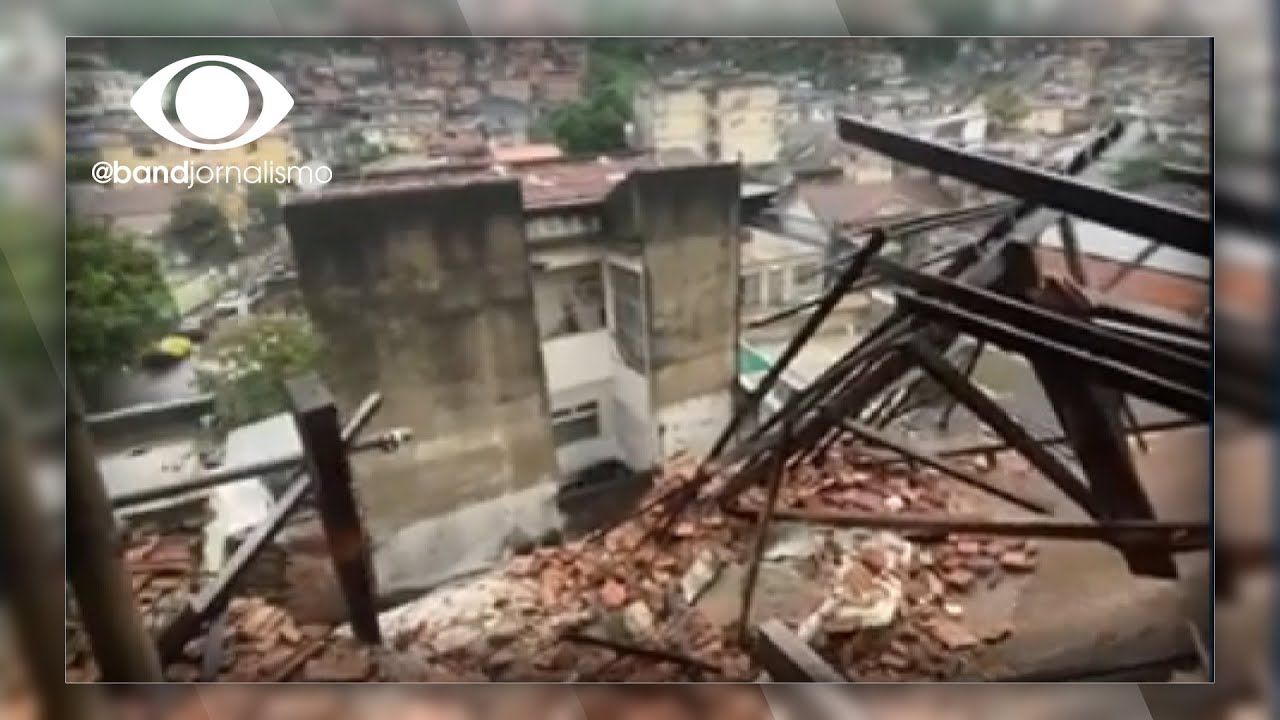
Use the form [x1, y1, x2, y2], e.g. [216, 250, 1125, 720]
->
[34, 114, 1270, 691]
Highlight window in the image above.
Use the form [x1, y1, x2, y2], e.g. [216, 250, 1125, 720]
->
[552, 401, 601, 446]
[608, 264, 648, 373]
[535, 265, 605, 341]
[248, 141, 260, 153]
[791, 261, 822, 297]
[134, 145, 157, 158]
[766, 268, 786, 306]
[740, 272, 763, 308]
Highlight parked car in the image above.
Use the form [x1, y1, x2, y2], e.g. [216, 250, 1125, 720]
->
[138, 335, 193, 369]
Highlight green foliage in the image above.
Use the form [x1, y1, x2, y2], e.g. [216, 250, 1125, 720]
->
[164, 192, 237, 264]
[538, 48, 640, 155]
[983, 85, 1030, 130]
[887, 38, 962, 72]
[198, 315, 323, 426]
[66, 222, 175, 385]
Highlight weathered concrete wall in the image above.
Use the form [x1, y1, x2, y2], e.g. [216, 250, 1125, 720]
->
[626, 164, 741, 458]
[283, 180, 559, 541]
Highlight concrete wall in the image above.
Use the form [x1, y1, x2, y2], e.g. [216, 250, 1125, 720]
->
[625, 164, 741, 459]
[283, 180, 559, 540]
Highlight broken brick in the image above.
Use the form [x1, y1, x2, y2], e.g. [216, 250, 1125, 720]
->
[860, 547, 890, 575]
[303, 645, 372, 682]
[600, 578, 628, 608]
[998, 551, 1037, 573]
[942, 567, 975, 591]
[878, 651, 912, 671]
[926, 618, 979, 651]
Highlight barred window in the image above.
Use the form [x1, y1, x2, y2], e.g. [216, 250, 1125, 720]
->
[552, 401, 600, 446]
[609, 264, 648, 373]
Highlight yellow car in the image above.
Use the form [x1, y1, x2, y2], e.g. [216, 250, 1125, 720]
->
[139, 335, 194, 368]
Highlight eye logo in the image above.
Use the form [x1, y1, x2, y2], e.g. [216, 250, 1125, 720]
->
[130, 55, 293, 151]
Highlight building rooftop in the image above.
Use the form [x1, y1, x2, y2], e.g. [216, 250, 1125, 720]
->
[301, 152, 695, 210]
[793, 176, 961, 230]
[491, 143, 564, 165]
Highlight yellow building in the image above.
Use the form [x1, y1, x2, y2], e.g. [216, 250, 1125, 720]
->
[87, 124, 297, 232]
[95, 126, 296, 176]
[633, 75, 782, 165]
[714, 82, 783, 165]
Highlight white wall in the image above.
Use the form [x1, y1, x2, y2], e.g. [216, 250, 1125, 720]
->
[548, 379, 618, 477]
[611, 363, 656, 472]
[541, 330, 612, 394]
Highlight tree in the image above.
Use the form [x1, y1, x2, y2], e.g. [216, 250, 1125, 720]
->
[164, 192, 237, 265]
[983, 85, 1030, 132]
[66, 222, 175, 388]
[538, 48, 639, 155]
[197, 314, 323, 426]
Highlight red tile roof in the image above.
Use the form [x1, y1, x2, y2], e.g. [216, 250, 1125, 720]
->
[1035, 246, 1209, 317]
[795, 176, 960, 230]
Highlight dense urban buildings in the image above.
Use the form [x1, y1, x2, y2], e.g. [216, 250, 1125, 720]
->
[57, 38, 1222, 685]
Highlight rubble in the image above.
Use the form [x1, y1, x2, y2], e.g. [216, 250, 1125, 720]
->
[65, 438, 1038, 682]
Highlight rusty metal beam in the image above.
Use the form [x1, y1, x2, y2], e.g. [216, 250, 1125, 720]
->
[861, 417, 1200, 467]
[738, 421, 792, 645]
[874, 255, 1211, 387]
[707, 230, 888, 462]
[286, 374, 382, 645]
[903, 339, 1099, 515]
[840, 419, 1049, 514]
[754, 620, 847, 682]
[898, 292, 1212, 419]
[837, 115, 1211, 255]
[937, 340, 984, 431]
[726, 502, 1210, 552]
[1031, 364, 1177, 577]
[156, 392, 383, 660]
[1057, 218, 1089, 285]
[111, 428, 410, 510]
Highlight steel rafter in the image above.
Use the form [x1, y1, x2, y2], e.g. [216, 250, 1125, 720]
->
[836, 115, 1212, 256]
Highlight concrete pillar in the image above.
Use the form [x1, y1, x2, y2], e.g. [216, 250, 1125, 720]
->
[626, 163, 742, 459]
[283, 180, 559, 559]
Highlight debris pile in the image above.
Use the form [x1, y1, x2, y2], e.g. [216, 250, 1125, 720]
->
[379, 442, 1035, 680]
[65, 532, 201, 681]
[65, 437, 1037, 682]
[64, 531, 377, 683]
